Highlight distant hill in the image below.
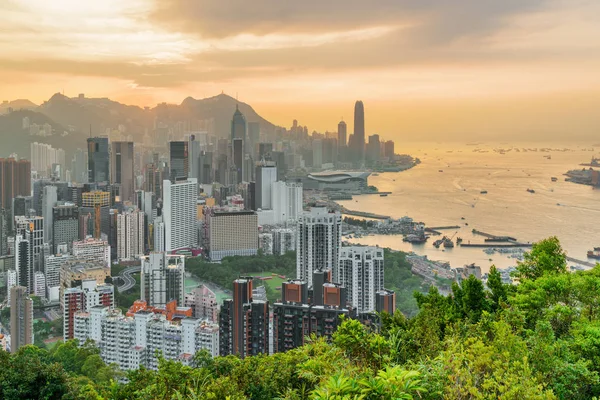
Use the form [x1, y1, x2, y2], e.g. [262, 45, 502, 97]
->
[38, 93, 150, 139]
[0, 99, 37, 113]
[177, 93, 278, 137]
[0, 93, 282, 160]
[0, 110, 83, 159]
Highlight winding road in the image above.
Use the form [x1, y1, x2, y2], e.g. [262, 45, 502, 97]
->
[116, 266, 140, 293]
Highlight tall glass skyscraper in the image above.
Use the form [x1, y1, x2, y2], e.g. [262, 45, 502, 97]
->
[353, 101, 365, 165]
[87, 137, 109, 183]
[169, 141, 188, 181]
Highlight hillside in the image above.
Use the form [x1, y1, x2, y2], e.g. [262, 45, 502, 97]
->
[0, 110, 83, 159]
[177, 93, 278, 137]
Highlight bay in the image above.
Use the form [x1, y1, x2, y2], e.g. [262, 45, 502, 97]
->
[337, 144, 600, 273]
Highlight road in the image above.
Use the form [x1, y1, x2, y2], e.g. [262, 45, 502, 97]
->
[117, 266, 140, 293]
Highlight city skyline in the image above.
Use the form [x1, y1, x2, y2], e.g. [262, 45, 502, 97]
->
[1, 1, 599, 140]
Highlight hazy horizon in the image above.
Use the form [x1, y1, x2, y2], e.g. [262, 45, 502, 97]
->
[1, 0, 599, 141]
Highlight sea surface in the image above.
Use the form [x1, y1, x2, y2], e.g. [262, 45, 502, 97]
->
[338, 144, 600, 273]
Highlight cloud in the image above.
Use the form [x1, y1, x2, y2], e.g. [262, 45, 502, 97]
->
[149, 0, 548, 43]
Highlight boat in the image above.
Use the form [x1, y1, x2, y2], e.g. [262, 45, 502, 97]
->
[403, 233, 428, 244]
[372, 173, 379, 176]
[433, 239, 444, 248]
[551, 177, 558, 182]
[443, 239, 454, 248]
[461, 217, 465, 220]
[439, 170, 444, 172]
[588, 247, 600, 260]
[527, 188, 535, 193]
[480, 190, 488, 194]
[380, 194, 388, 197]
[456, 237, 463, 245]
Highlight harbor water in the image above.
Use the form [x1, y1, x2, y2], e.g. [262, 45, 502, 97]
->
[338, 144, 600, 273]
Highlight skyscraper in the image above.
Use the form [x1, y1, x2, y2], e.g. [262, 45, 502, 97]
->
[110, 142, 135, 202]
[169, 141, 189, 181]
[0, 208, 8, 256]
[0, 158, 31, 210]
[42, 185, 57, 244]
[337, 120, 347, 146]
[296, 207, 342, 288]
[367, 134, 381, 164]
[232, 138, 244, 184]
[140, 252, 185, 308]
[219, 277, 269, 357]
[337, 246, 384, 313]
[353, 101, 365, 165]
[255, 161, 277, 210]
[231, 105, 246, 142]
[116, 209, 145, 261]
[10, 286, 33, 352]
[87, 137, 110, 183]
[162, 178, 197, 251]
[52, 204, 79, 253]
[187, 135, 201, 180]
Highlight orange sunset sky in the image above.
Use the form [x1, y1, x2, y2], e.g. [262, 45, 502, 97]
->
[1, 0, 599, 140]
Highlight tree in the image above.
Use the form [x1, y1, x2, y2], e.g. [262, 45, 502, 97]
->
[487, 265, 507, 311]
[514, 237, 567, 281]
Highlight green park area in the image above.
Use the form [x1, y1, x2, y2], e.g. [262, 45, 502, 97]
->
[246, 271, 287, 292]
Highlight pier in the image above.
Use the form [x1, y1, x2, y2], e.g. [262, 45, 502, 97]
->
[460, 243, 532, 248]
[340, 208, 390, 220]
[428, 226, 461, 230]
[472, 229, 517, 242]
[566, 256, 598, 268]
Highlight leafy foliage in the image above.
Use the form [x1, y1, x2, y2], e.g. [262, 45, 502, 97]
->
[3, 237, 600, 399]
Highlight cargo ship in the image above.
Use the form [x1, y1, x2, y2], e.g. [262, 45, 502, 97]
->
[588, 247, 600, 260]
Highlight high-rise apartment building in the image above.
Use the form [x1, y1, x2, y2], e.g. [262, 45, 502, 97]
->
[63, 279, 114, 340]
[116, 209, 144, 261]
[375, 289, 396, 314]
[140, 252, 185, 308]
[270, 181, 303, 224]
[296, 207, 342, 288]
[273, 228, 295, 255]
[273, 271, 350, 353]
[30, 142, 65, 177]
[0, 158, 31, 210]
[0, 208, 8, 256]
[353, 101, 365, 165]
[255, 161, 277, 210]
[74, 306, 219, 371]
[52, 204, 79, 253]
[337, 246, 384, 313]
[10, 286, 33, 352]
[45, 253, 72, 301]
[184, 285, 219, 322]
[219, 278, 269, 358]
[162, 178, 197, 251]
[169, 141, 189, 181]
[110, 142, 135, 202]
[206, 210, 258, 261]
[6, 269, 17, 303]
[87, 137, 110, 183]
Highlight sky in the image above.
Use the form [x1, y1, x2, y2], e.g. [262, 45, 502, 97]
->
[1, 0, 600, 140]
